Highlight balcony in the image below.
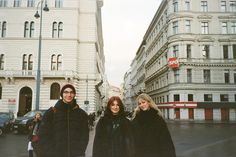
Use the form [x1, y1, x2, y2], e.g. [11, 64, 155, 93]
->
[0, 70, 78, 80]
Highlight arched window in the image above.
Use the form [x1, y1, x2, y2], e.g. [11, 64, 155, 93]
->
[22, 54, 27, 70]
[24, 21, 29, 37]
[52, 22, 57, 38]
[2, 21, 6, 37]
[50, 83, 60, 99]
[28, 54, 33, 70]
[58, 22, 63, 38]
[0, 83, 2, 99]
[0, 54, 4, 70]
[57, 54, 62, 70]
[30, 22, 34, 37]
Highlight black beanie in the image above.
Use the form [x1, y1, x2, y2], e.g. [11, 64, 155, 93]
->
[60, 84, 76, 97]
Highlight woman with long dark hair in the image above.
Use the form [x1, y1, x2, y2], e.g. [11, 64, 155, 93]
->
[93, 96, 135, 157]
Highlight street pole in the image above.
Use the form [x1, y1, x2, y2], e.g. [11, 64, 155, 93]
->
[34, 0, 49, 110]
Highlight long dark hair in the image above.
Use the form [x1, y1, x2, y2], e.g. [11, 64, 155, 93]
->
[105, 96, 125, 116]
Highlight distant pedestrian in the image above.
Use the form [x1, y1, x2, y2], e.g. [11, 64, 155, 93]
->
[93, 96, 135, 157]
[28, 112, 42, 157]
[132, 93, 176, 157]
[38, 84, 89, 157]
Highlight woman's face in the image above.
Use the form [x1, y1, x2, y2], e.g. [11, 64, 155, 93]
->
[110, 100, 120, 115]
[138, 98, 150, 111]
[35, 113, 41, 120]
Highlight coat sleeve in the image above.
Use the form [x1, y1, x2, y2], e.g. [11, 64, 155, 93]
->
[38, 108, 54, 157]
[158, 117, 176, 157]
[92, 118, 106, 157]
[77, 110, 89, 156]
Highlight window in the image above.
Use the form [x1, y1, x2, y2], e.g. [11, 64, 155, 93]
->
[51, 54, 62, 70]
[55, 0, 63, 8]
[220, 94, 229, 102]
[173, 45, 179, 57]
[223, 45, 229, 59]
[224, 70, 230, 83]
[229, 1, 236, 12]
[188, 94, 193, 101]
[24, 22, 29, 38]
[221, 1, 226, 12]
[174, 94, 180, 101]
[201, 22, 209, 34]
[0, 0, 7, 7]
[174, 69, 180, 83]
[185, 1, 190, 11]
[50, 83, 60, 99]
[27, 0, 34, 7]
[173, 21, 178, 34]
[22, 54, 33, 70]
[58, 22, 63, 38]
[185, 20, 191, 33]
[222, 22, 228, 34]
[204, 69, 210, 83]
[234, 73, 236, 83]
[232, 22, 236, 34]
[14, 0, 21, 7]
[52, 22, 57, 38]
[1, 21, 6, 37]
[201, 1, 208, 12]
[202, 45, 210, 59]
[187, 44, 191, 58]
[30, 22, 34, 37]
[0, 83, 2, 99]
[173, 0, 178, 12]
[0, 54, 4, 70]
[28, 54, 33, 70]
[187, 69, 192, 83]
[233, 45, 236, 59]
[204, 94, 212, 101]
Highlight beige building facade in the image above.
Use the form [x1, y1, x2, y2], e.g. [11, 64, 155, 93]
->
[0, 0, 106, 115]
[126, 0, 236, 121]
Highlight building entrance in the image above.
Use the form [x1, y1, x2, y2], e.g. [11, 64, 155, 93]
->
[17, 87, 32, 117]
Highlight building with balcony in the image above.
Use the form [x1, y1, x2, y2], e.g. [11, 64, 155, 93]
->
[126, 0, 236, 121]
[0, 0, 106, 116]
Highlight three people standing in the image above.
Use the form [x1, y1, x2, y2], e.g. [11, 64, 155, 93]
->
[38, 84, 89, 157]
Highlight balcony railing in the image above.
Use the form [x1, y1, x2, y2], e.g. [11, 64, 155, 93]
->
[0, 70, 78, 79]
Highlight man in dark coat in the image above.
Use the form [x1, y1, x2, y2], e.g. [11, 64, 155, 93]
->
[38, 84, 89, 157]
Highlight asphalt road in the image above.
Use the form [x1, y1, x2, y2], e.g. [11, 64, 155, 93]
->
[0, 120, 236, 157]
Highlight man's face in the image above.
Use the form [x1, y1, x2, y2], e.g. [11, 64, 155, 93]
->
[62, 87, 75, 104]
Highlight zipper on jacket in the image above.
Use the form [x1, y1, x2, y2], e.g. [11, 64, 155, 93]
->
[67, 107, 70, 157]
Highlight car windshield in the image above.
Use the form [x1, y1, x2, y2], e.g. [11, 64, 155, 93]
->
[23, 110, 45, 117]
[0, 113, 10, 120]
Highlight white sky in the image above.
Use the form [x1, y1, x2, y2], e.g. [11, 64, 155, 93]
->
[102, 0, 162, 87]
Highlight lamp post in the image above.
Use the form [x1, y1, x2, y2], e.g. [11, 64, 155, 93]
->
[34, 0, 49, 110]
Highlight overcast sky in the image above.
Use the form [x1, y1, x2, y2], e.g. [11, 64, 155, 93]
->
[102, 0, 162, 87]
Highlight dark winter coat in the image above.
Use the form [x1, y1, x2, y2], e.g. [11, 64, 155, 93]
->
[132, 108, 176, 157]
[93, 113, 135, 157]
[38, 99, 89, 157]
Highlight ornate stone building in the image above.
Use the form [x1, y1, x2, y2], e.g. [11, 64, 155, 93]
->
[0, 0, 106, 115]
[126, 0, 236, 121]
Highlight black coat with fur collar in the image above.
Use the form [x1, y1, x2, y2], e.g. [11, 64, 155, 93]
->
[38, 99, 89, 157]
[93, 113, 135, 157]
[132, 108, 176, 157]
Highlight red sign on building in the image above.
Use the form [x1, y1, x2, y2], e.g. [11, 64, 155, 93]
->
[168, 57, 179, 69]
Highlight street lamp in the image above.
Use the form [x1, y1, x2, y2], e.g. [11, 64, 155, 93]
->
[34, 0, 49, 110]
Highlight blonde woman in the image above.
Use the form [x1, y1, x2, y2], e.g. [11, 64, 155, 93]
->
[132, 93, 176, 157]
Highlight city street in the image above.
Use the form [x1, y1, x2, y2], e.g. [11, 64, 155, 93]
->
[0, 120, 236, 157]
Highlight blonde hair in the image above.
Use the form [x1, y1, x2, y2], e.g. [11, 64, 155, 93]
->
[133, 93, 163, 119]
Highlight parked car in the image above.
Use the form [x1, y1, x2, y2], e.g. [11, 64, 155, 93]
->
[0, 112, 15, 136]
[13, 110, 46, 134]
